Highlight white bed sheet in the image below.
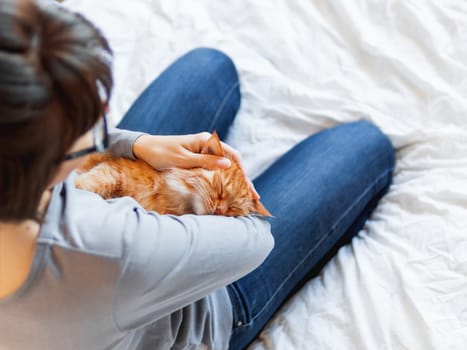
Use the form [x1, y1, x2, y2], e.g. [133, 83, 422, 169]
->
[63, 1, 467, 349]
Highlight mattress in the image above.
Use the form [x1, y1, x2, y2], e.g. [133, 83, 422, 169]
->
[62, 1, 467, 349]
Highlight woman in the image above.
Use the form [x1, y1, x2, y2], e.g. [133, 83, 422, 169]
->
[0, 1, 395, 349]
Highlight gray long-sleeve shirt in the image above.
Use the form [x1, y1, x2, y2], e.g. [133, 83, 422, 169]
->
[0, 129, 274, 350]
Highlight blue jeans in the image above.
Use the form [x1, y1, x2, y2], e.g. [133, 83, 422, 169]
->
[118, 48, 395, 350]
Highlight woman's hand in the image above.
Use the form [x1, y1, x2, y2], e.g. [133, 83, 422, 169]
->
[133, 132, 260, 199]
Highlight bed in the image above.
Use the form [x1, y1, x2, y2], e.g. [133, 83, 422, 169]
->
[62, 1, 467, 348]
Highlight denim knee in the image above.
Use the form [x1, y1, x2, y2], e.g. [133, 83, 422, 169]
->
[183, 47, 239, 85]
[181, 47, 241, 137]
[350, 120, 395, 179]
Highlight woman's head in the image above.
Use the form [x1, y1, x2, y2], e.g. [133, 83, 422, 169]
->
[0, 0, 113, 221]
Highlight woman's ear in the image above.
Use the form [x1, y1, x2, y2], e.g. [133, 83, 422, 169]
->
[201, 131, 225, 157]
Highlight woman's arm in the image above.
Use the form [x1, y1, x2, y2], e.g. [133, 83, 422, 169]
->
[112, 207, 273, 331]
[106, 128, 231, 168]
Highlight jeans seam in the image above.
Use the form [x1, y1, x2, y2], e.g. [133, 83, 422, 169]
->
[244, 166, 394, 326]
[227, 285, 246, 327]
[207, 81, 239, 133]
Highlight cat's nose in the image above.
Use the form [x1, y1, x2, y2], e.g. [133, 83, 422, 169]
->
[214, 207, 223, 215]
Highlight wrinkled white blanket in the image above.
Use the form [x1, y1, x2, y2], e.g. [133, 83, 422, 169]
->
[63, 1, 467, 349]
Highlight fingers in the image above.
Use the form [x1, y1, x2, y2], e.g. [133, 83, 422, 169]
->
[220, 141, 242, 164]
[189, 153, 231, 170]
[189, 132, 212, 153]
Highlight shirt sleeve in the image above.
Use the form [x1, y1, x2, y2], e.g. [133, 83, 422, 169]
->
[107, 127, 146, 160]
[113, 207, 274, 331]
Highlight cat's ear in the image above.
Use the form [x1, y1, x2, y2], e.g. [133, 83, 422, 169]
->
[201, 131, 225, 157]
[254, 200, 272, 217]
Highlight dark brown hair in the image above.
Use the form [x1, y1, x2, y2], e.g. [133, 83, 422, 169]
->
[0, 0, 113, 221]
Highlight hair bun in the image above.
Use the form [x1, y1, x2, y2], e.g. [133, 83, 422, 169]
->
[0, 0, 52, 124]
[0, 0, 112, 127]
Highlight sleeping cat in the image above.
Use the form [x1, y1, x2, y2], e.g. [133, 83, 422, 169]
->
[75, 132, 271, 217]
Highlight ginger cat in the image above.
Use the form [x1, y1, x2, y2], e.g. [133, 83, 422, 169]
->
[75, 132, 271, 217]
